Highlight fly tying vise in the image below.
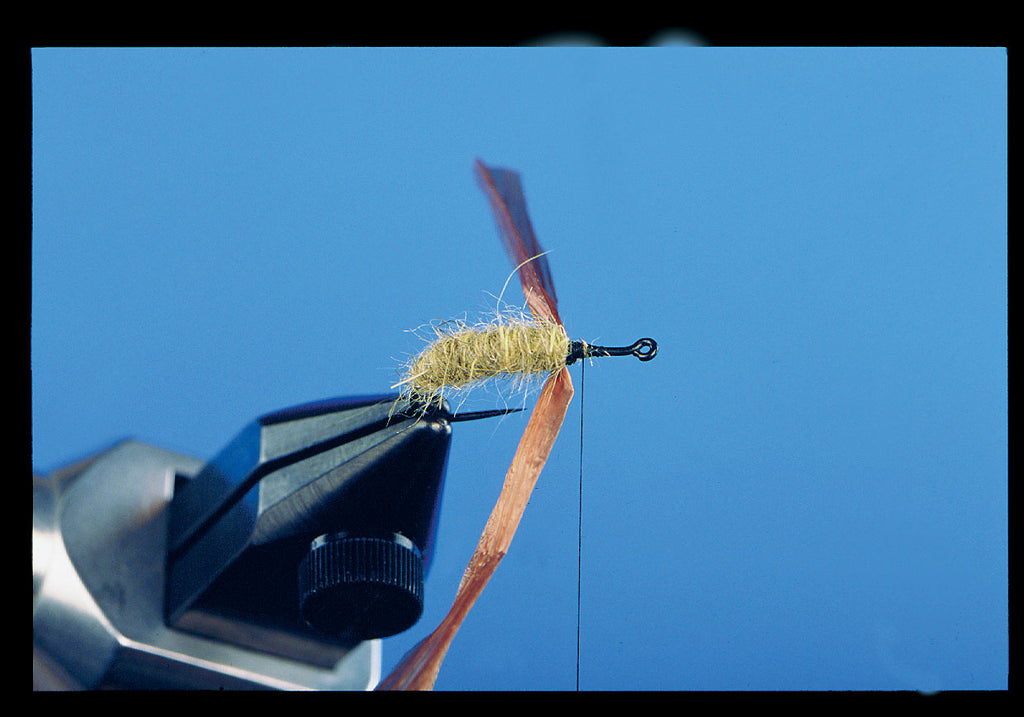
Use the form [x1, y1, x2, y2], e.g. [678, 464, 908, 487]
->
[379, 159, 658, 691]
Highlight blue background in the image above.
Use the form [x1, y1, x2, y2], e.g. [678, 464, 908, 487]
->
[31, 47, 1006, 691]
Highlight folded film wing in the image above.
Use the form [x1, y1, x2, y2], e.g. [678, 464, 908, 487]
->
[379, 160, 654, 690]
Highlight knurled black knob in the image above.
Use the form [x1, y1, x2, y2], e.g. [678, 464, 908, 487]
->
[298, 532, 424, 641]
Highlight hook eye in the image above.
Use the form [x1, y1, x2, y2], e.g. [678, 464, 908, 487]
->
[629, 338, 658, 361]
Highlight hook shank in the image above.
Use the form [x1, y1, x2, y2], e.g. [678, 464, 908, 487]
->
[566, 338, 658, 365]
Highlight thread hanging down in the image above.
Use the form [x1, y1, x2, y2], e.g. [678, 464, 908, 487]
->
[576, 359, 584, 691]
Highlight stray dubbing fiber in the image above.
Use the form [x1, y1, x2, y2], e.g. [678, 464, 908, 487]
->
[394, 316, 571, 408]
